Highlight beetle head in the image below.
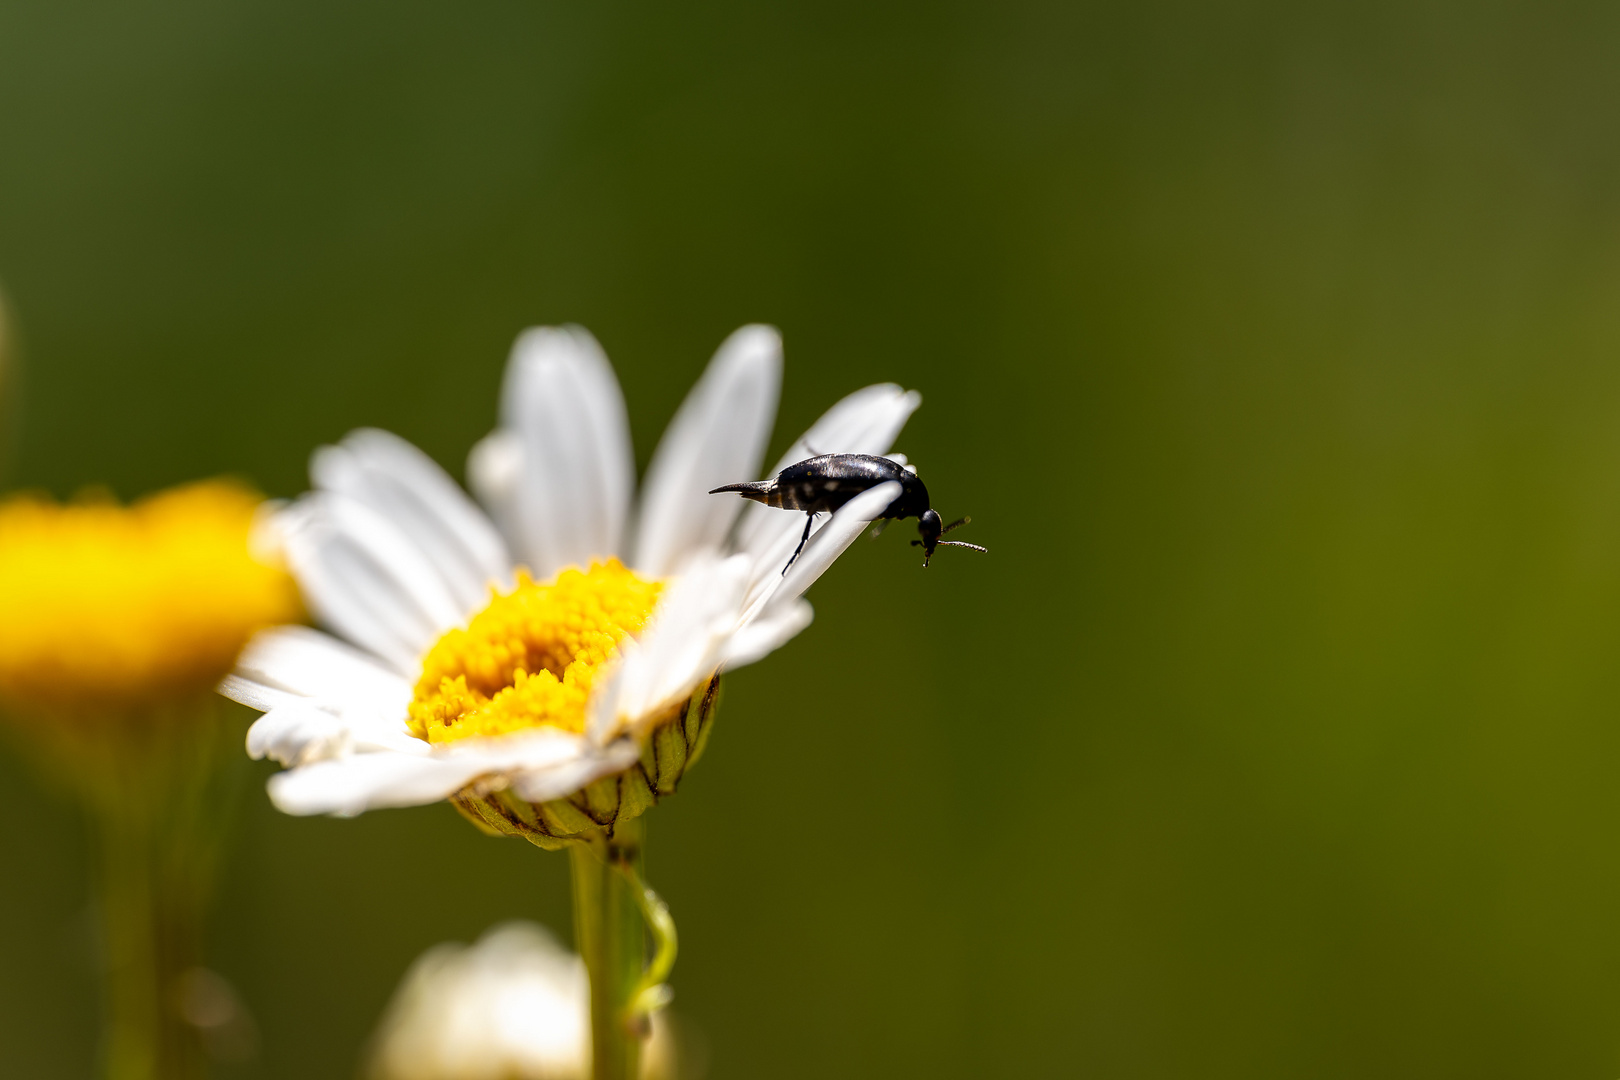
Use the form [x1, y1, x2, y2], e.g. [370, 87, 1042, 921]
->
[911, 510, 987, 567]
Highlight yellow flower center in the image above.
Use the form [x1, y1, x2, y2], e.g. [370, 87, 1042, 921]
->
[408, 560, 663, 745]
[0, 480, 300, 719]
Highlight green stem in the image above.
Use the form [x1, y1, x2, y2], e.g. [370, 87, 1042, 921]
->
[570, 816, 680, 1080]
[624, 864, 677, 1020]
[75, 697, 247, 1080]
[95, 801, 205, 1080]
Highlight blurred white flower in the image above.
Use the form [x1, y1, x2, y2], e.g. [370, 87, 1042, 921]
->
[220, 324, 919, 838]
[367, 922, 675, 1080]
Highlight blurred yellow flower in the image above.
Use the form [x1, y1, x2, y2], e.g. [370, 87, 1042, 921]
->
[0, 479, 299, 722]
[0, 476, 297, 1080]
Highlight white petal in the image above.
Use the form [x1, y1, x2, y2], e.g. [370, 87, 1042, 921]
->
[467, 430, 524, 558]
[248, 702, 424, 764]
[631, 325, 782, 577]
[219, 672, 296, 714]
[734, 383, 920, 586]
[244, 703, 325, 764]
[225, 629, 426, 766]
[312, 428, 512, 613]
[722, 598, 813, 669]
[267, 730, 601, 816]
[230, 625, 427, 767]
[277, 494, 465, 672]
[747, 481, 900, 621]
[500, 326, 635, 577]
[268, 751, 500, 817]
[586, 554, 752, 744]
[508, 737, 642, 804]
[247, 703, 365, 766]
[229, 677, 418, 766]
[234, 625, 412, 718]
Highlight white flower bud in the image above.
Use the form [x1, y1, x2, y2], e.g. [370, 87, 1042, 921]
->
[367, 922, 676, 1080]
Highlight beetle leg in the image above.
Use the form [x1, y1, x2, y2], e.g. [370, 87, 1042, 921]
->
[782, 512, 816, 575]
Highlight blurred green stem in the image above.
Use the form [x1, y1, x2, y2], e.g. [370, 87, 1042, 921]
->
[70, 697, 248, 1080]
[95, 798, 205, 1080]
[571, 818, 675, 1080]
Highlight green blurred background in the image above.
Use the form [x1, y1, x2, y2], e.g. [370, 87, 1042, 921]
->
[4, 0, 1620, 1076]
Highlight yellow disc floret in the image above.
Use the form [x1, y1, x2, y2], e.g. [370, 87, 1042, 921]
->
[409, 560, 663, 745]
[0, 480, 300, 719]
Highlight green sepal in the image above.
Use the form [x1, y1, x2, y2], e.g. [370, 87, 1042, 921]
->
[618, 759, 657, 822]
[652, 719, 686, 795]
[685, 677, 721, 770]
[539, 797, 599, 837]
[447, 673, 722, 852]
[448, 794, 507, 837]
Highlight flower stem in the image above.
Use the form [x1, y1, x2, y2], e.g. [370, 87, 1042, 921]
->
[571, 816, 678, 1080]
[94, 799, 205, 1080]
[70, 698, 248, 1080]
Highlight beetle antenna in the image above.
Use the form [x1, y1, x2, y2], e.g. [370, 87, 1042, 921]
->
[936, 540, 987, 553]
[941, 516, 971, 535]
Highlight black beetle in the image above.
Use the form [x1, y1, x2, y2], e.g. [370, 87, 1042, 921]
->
[710, 453, 986, 572]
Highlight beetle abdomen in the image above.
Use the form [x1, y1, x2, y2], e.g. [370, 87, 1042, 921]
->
[708, 480, 772, 504]
[709, 473, 858, 513]
[772, 480, 836, 512]
[711, 453, 922, 516]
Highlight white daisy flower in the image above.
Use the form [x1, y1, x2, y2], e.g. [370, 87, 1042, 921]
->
[366, 922, 676, 1080]
[221, 324, 918, 845]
